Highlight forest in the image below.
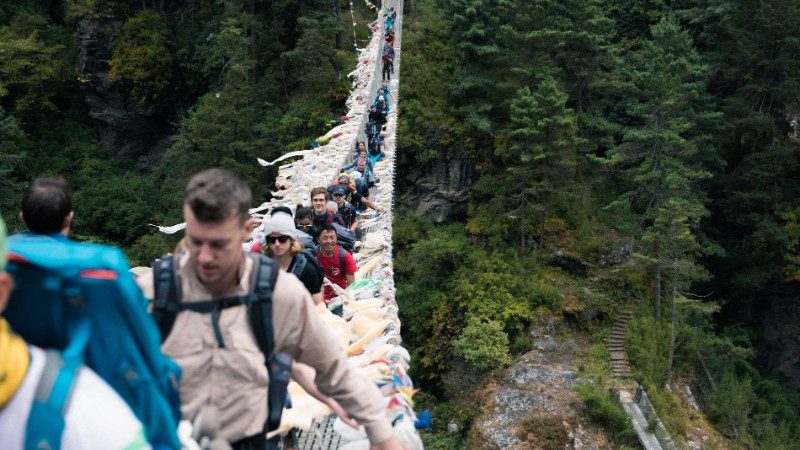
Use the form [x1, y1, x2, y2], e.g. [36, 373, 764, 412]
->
[1, 0, 800, 448]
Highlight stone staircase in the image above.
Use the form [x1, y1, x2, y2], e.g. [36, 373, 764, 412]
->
[608, 308, 632, 377]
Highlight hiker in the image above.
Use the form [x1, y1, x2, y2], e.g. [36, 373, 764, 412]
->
[368, 131, 387, 163]
[271, 206, 314, 249]
[329, 173, 383, 214]
[378, 80, 391, 99]
[316, 224, 358, 304]
[385, 28, 395, 47]
[260, 213, 323, 305]
[342, 151, 376, 187]
[294, 206, 317, 240]
[251, 207, 314, 253]
[368, 105, 387, 127]
[136, 169, 403, 450]
[0, 215, 153, 450]
[329, 185, 360, 231]
[309, 187, 344, 230]
[384, 8, 396, 31]
[382, 54, 392, 81]
[19, 177, 73, 236]
[374, 95, 390, 116]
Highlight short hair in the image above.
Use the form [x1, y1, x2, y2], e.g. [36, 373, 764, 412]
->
[185, 168, 251, 224]
[319, 224, 337, 236]
[310, 187, 329, 200]
[270, 206, 293, 217]
[21, 177, 73, 234]
[295, 207, 313, 221]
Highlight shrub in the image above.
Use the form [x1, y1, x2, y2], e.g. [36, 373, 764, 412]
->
[453, 318, 512, 372]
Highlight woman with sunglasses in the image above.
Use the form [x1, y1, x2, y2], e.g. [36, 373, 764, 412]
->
[261, 212, 324, 305]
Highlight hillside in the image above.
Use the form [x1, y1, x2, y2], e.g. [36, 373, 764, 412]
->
[2, 0, 800, 449]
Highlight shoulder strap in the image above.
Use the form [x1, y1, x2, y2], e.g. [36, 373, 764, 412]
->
[247, 253, 281, 359]
[338, 245, 345, 273]
[244, 254, 291, 437]
[25, 350, 79, 450]
[152, 255, 181, 343]
[290, 253, 307, 278]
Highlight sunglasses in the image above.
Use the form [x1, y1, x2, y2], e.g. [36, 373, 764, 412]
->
[266, 235, 291, 244]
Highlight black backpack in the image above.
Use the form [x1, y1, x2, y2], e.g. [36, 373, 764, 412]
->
[290, 249, 323, 281]
[331, 222, 356, 252]
[151, 252, 291, 448]
[365, 120, 381, 139]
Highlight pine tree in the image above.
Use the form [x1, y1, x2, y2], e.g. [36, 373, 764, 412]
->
[598, 16, 721, 322]
[469, 76, 581, 248]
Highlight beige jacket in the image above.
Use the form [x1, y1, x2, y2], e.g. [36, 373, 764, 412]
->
[137, 253, 392, 443]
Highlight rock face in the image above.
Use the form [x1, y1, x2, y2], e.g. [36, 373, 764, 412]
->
[75, 7, 173, 164]
[469, 335, 610, 450]
[397, 156, 477, 223]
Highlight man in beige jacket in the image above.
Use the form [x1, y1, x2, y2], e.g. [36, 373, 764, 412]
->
[136, 169, 402, 450]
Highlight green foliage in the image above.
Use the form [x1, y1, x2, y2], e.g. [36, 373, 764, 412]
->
[109, 11, 176, 105]
[452, 318, 512, 371]
[0, 10, 73, 122]
[396, 218, 550, 385]
[575, 383, 637, 445]
[125, 232, 180, 267]
[0, 106, 27, 216]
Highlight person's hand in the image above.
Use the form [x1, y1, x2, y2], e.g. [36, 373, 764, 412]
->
[326, 398, 359, 429]
[370, 436, 407, 450]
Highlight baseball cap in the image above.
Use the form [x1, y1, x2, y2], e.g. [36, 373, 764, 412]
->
[330, 185, 346, 196]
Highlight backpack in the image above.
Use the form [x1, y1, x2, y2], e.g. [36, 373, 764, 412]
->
[331, 222, 356, 252]
[150, 252, 291, 448]
[315, 244, 348, 274]
[289, 249, 323, 282]
[365, 120, 381, 139]
[4, 233, 182, 450]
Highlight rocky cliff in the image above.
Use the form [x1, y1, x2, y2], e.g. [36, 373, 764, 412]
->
[75, 6, 174, 165]
[397, 155, 477, 223]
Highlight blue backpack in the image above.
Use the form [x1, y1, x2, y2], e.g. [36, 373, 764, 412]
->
[4, 233, 182, 450]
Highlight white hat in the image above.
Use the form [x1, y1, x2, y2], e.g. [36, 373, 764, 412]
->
[326, 201, 339, 211]
[263, 212, 297, 240]
[378, 96, 385, 101]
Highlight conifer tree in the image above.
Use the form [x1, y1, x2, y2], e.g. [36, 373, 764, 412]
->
[470, 77, 580, 248]
[598, 16, 721, 321]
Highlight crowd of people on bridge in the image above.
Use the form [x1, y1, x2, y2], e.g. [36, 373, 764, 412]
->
[0, 5, 410, 450]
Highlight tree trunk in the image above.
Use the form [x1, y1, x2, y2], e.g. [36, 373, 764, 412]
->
[333, 0, 342, 48]
[666, 286, 677, 386]
[653, 264, 662, 320]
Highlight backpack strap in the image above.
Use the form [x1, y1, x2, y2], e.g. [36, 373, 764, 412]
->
[290, 253, 307, 279]
[244, 254, 291, 439]
[25, 350, 79, 450]
[152, 255, 181, 343]
[315, 245, 346, 273]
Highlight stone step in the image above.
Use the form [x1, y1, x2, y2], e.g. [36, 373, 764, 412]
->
[608, 346, 625, 352]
